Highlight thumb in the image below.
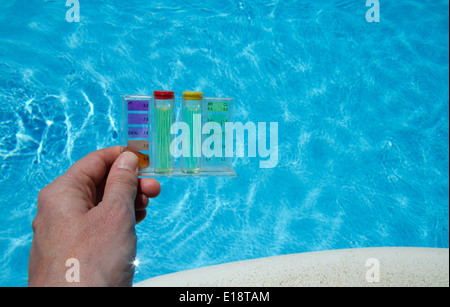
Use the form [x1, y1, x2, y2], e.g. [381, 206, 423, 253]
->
[101, 151, 139, 211]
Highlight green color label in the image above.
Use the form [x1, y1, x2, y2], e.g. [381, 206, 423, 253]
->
[207, 101, 229, 113]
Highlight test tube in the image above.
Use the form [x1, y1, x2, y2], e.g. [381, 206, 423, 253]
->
[182, 91, 203, 173]
[154, 90, 175, 174]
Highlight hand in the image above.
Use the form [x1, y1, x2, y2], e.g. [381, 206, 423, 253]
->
[28, 146, 160, 287]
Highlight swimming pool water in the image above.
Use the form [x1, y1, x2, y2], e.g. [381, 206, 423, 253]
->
[0, 0, 448, 286]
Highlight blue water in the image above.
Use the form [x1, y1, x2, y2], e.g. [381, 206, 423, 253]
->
[0, 0, 448, 287]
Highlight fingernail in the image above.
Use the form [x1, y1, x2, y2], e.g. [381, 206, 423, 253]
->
[117, 151, 139, 172]
[124, 147, 149, 170]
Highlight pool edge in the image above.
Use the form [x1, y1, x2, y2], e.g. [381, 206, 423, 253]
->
[134, 247, 449, 287]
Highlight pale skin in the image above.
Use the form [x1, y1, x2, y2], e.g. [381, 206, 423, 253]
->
[28, 146, 161, 287]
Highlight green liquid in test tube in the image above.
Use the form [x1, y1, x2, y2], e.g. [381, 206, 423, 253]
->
[154, 91, 175, 174]
[182, 91, 203, 174]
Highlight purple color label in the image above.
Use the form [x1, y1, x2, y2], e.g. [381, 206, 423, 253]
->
[128, 113, 149, 125]
[127, 100, 149, 111]
[128, 127, 148, 139]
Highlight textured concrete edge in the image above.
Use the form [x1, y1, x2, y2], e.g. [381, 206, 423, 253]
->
[134, 247, 449, 287]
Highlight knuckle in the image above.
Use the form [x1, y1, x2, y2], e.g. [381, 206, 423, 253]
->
[36, 186, 53, 214]
[37, 184, 51, 204]
[31, 215, 40, 232]
[111, 172, 138, 189]
[107, 201, 136, 227]
[110, 202, 134, 221]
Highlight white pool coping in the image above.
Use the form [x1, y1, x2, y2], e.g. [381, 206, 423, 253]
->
[134, 247, 449, 287]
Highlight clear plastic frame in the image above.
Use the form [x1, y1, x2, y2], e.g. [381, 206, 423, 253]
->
[122, 95, 236, 177]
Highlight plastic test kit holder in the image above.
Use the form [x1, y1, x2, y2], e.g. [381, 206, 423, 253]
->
[122, 91, 236, 177]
